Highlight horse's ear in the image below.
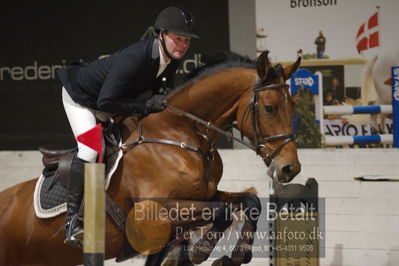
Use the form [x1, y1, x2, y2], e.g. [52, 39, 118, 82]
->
[256, 50, 271, 80]
[283, 56, 301, 80]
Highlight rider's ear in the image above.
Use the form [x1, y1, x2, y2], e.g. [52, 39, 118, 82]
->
[283, 56, 301, 80]
[256, 50, 271, 81]
[159, 31, 167, 41]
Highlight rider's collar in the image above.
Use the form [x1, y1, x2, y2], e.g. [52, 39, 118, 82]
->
[159, 42, 170, 65]
[151, 38, 160, 60]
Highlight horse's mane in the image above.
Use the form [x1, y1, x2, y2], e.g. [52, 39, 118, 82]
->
[176, 51, 256, 90]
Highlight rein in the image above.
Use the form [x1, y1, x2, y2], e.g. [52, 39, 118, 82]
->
[120, 83, 296, 166]
[165, 104, 256, 150]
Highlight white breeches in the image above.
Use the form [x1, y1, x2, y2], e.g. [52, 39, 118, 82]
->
[62, 87, 112, 162]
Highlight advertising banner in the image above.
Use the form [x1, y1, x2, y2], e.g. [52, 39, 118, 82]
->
[0, 1, 229, 149]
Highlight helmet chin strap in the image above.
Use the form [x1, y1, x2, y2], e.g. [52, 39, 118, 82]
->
[160, 31, 173, 60]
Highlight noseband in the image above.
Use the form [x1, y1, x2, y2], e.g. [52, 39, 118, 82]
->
[240, 83, 296, 166]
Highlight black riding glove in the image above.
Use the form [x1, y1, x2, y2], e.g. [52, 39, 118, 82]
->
[158, 87, 172, 95]
[145, 95, 167, 114]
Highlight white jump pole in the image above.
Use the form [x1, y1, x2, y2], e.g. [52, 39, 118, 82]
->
[324, 105, 392, 115]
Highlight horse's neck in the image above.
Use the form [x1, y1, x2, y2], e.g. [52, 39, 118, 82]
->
[112, 69, 256, 201]
[169, 68, 256, 126]
[118, 68, 256, 145]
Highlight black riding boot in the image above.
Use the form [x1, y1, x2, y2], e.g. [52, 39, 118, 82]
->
[64, 155, 85, 247]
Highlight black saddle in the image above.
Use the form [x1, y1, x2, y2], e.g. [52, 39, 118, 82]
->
[37, 121, 121, 212]
[36, 121, 141, 262]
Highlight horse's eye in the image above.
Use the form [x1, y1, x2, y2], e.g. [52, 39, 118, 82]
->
[264, 105, 274, 113]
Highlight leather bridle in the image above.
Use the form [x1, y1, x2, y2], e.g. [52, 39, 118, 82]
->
[239, 83, 296, 166]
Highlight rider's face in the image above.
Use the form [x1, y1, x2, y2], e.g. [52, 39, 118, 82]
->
[162, 32, 191, 60]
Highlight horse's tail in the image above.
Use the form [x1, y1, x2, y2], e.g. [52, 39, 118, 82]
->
[361, 55, 378, 106]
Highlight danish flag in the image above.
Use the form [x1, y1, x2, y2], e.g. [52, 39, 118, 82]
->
[356, 9, 380, 53]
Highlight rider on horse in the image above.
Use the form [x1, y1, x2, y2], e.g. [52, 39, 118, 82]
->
[57, 6, 199, 247]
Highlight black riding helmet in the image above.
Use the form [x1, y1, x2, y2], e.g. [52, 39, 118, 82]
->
[154, 7, 199, 39]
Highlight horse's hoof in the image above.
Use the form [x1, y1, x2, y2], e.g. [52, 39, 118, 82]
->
[161, 244, 194, 266]
[243, 249, 253, 264]
[243, 237, 254, 263]
[188, 240, 213, 264]
[211, 256, 234, 266]
[231, 242, 252, 265]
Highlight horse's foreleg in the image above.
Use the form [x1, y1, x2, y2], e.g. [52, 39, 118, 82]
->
[134, 195, 260, 266]
[188, 201, 232, 264]
[189, 191, 261, 266]
[218, 191, 261, 265]
[129, 199, 225, 266]
[152, 240, 193, 266]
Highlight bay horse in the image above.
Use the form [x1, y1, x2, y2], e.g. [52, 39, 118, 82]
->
[0, 51, 301, 266]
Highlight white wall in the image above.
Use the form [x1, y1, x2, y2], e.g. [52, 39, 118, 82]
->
[255, 0, 399, 61]
[229, 0, 257, 59]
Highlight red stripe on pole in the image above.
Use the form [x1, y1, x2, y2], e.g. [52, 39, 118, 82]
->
[77, 123, 103, 163]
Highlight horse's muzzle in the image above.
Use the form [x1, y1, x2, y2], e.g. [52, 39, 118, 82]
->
[267, 160, 301, 183]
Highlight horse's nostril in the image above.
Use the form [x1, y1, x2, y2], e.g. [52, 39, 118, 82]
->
[282, 165, 293, 177]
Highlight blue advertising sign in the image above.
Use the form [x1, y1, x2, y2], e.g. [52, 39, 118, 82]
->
[392, 66, 399, 148]
[290, 68, 319, 95]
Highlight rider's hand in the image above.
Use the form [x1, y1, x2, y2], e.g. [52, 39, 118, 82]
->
[158, 86, 172, 95]
[145, 95, 167, 114]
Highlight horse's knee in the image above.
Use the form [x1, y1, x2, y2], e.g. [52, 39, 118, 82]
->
[242, 192, 262, 226]
[213, 203, 232, 231]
